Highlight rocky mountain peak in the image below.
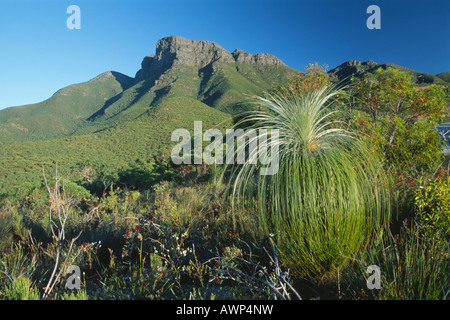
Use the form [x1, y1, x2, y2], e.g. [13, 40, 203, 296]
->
[155, 35, 235, 67]
[135, 36, 287, 82]
[340, 60, 378, 68]
[232, 49, 286, 66]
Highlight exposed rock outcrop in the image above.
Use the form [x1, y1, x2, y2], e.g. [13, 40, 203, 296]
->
[232, 49, 286, 66]
[135, 36, 287, 82]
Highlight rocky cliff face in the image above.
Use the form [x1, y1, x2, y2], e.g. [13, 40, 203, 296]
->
[232, 49, 285, 66]
[135, 35, 287, 82]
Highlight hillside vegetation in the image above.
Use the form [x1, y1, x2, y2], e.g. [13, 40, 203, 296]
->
[0, 96, 232, 196]
[0, 37, 448, 301]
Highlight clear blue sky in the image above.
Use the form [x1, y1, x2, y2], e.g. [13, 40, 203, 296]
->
[0, 0, 448, 109]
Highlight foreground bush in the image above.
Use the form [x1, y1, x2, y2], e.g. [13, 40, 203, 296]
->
[4, 276, 40, 300]
[228, 87, 390, 277]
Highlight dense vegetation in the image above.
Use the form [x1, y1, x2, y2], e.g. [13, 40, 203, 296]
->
[0, 96, 232, 197]
[0, 64, 449, 300]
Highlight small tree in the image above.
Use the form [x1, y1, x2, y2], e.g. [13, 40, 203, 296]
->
[350, 68, 447, 174]
[352, 68, 444, 124]
[272, 63, 331, 99]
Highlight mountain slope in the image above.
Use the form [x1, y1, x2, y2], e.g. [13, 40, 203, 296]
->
[0, 35, 299, 191]
[94, 36, 299, 118]
[0, 71, 134, 141]
[0, 95, 232, 193]
[437, 71, 450, 83]
[328, 60, 449, 85]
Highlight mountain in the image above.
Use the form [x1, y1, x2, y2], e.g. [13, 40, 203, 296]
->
[0, 36, 298, 143]
[0, 35, 299, 192]
[328, 60, 449, 85]
[0, 71, 134, 141]
[2, 36, 447, 144]
[437, 71, 450, 83]
[89, 35, 298, 122]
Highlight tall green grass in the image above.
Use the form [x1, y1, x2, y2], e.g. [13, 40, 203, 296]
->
[228, 86, 391, 277]
[342, 223, 449, 300]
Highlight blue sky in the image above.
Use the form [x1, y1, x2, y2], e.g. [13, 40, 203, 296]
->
[0, 0, 448, 109]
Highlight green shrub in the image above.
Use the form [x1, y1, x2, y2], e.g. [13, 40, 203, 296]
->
[0, 205, 30, 249]
[60, 289, 88, 300]
[228, 87, 390, 277]
[0, 209, 14, 251]
[5, 276, 40, 300]
[272, 63, 331, 99]
[414, 176, 450, 243]
[350, 68, 447, 176]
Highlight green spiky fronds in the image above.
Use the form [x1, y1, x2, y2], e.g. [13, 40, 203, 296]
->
[227, 86, 391, 277]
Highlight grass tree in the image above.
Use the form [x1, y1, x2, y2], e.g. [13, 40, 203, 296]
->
[227, 86, 391, 277]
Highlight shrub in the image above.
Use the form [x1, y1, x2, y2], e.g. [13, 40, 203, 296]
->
[350, 68, 447, 175]
[228, 87, 390, 277]
[414, 176, 450, 243]
[60, 289, 89, 300]
[272, 63, 331, 99]
[5, 276, 40, 300]
[0, 205, 30, 249]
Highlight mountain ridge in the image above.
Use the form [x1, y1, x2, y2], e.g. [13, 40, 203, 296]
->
[0, 35, 298, 142]
[0, 35, 448, 144]
[328, 59, 449, 84]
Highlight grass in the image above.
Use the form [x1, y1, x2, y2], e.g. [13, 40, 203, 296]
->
[341, 222, 449, 300]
